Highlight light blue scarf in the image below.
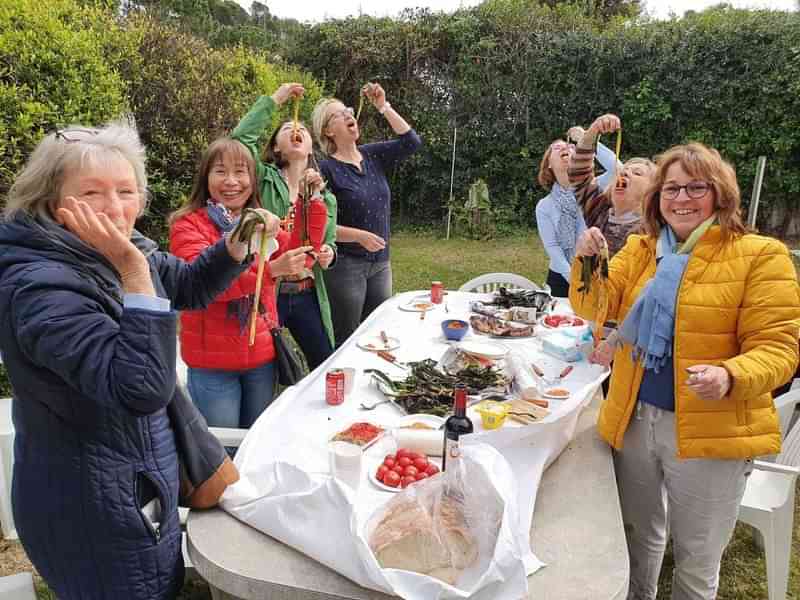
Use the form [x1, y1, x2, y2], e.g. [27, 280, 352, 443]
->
[618, 217, 715, 372]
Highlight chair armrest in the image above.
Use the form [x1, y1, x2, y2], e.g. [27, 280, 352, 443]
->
[209, 427, 248, 447]
[753, 460, 800, 477]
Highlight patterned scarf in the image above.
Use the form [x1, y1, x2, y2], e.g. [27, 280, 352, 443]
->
[206, 201, 265, 333]
[551, 183, 579, 264]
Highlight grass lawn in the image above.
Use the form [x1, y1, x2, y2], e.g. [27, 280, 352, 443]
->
[1, 230, 798, 599]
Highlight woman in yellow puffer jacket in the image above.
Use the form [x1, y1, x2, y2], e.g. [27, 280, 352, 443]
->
[570, 142, 800, 600]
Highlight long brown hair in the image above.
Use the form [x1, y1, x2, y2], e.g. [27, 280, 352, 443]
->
[537, 141, 559, 189]
[170, 137, 261, 226]
[642, 143, 746, 239]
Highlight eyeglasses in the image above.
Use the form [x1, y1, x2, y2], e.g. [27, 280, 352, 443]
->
[660, 181, 711, 201]
[55, 127, 99, 143]
[324, 107, 355, 128]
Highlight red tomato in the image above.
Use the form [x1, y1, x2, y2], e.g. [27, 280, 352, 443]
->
[403, 465, 418, 478]
[397, 456, 413, 468]
[424, 464, 440, 476]
[383, 457, 396, 469]
[400, 476, 416, 489]
[395, 448, 412, 459]
[384, 471, 401, 487]
[376, 465, 389, 481]
[392, 465, 405, 475]
[573, 318, 584, 326]
[407, 452, 425, 461]
[415, 471, 429, 481]
[412, 458, 429, 471]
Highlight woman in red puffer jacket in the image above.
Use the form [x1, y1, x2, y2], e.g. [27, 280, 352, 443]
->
[170, 137, 311, 428]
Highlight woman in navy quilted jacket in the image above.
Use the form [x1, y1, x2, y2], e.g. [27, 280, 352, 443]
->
[0, 122, 278, 599]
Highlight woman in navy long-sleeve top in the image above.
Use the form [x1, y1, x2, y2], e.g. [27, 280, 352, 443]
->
[312, 83, 422, 347]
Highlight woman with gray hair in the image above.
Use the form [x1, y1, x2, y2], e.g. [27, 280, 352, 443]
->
[0, 121, 279, 599]
[312, 83, 421, 346]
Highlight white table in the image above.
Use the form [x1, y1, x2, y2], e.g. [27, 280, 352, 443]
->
[187, 291, 628, 599]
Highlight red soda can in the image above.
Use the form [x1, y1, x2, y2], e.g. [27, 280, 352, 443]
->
[326, 369, 346, 405]
[431, 281, 443, 304]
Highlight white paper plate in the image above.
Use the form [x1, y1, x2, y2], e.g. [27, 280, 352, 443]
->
[398, 300, 436, 312]
[356, 334, 401, 352]
[458, 340, 508, 360]
[396, 414, 445, 430]
[541, 388, 571, 400]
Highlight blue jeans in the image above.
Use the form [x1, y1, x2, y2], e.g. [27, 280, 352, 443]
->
[187, 362, 275, 428]
[277, 288, 333, 371]
[323, 254, 392, 347]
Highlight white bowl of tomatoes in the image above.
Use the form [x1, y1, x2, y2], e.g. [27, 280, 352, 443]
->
[372, 447, 440, 492]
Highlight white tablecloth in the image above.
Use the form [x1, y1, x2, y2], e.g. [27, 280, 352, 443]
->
[220, 291, 608, 597]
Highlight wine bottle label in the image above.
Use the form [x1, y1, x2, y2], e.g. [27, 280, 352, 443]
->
[442, 437, 461, 471]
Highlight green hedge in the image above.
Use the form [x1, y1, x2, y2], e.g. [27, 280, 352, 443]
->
[0, 0, 324, 245]
[286, 2, 800, 234]
[0, 0, 128, 196]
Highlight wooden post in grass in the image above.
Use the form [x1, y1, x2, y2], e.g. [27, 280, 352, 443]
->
[446, 126, 457, 240]
[747, 156, 767, 229]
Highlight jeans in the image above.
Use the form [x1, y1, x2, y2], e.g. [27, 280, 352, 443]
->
[187, 362, 275, 428]
[323, 254, 392, 347]
[615, 402, 752, 600]
[277, 288, 333, 371]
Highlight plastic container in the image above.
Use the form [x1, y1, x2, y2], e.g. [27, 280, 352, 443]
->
[441, 319, 469, 341]
[474, 401, 509, 430]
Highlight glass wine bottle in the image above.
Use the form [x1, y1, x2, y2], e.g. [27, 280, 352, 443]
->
[442, 384, 473, 471]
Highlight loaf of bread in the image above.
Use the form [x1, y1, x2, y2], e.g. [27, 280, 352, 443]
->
[369, 493, 478, 584]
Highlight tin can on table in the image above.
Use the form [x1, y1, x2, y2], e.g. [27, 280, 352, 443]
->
[326, 369, 346, 405]
[431, 281, 444, 304]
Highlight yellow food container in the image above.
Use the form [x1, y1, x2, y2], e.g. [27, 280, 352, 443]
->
[474, 400, 509, 430]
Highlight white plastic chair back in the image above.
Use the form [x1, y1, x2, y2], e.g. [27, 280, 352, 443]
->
[0, 398, 15, 540]
[458, 272, 543, 293]
[774, 387, 800, 440]
[777, 417, 800, 468]
[0, 572, 36, 600]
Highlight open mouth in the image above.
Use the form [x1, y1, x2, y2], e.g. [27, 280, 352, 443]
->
[221, 190, 244, 200]
[290, 131, 303, 144]
[615, 178, 628, 192]
[673, 208, 698, 216]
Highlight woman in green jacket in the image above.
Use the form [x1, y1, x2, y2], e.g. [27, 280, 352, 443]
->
[233, 83, 337, 370]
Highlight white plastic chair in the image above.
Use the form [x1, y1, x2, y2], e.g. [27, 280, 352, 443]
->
[458, 272, 544, 293]
[738, 419, 800, 600]
[0, 572, 36, 600]
[181, 427, 246, 579]
[0, 397, 16, 540]
[774, 387, 800, 439]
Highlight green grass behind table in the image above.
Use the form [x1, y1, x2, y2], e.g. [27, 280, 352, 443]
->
[0, 231, 795, 599]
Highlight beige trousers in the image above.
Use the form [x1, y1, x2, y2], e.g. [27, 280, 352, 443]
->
[614, 402, 752, 600]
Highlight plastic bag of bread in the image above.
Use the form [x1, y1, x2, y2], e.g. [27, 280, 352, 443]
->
[366, 444, 524, 593]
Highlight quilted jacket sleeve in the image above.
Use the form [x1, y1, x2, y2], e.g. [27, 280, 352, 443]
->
[569, 234, 643, 323]
[152, 240, 249, 311]
[722, 238, 800, 401]
[170, 213, 271, 303]
[12, 264, 177, 417]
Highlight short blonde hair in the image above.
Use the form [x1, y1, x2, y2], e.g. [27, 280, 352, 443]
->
[642, 143, 745, 239]
[312, 97, 341, 156]
[4, 119, 148, 222]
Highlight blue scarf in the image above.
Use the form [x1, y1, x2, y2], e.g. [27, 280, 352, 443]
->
[206, 201, 264, 333]
[618, 217, 715, 373]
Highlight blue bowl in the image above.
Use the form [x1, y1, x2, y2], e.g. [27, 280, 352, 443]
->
[441, 319, 469, 341]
